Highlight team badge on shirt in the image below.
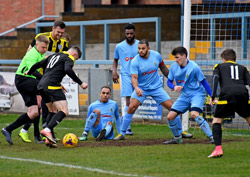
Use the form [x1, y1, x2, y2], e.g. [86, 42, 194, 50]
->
[154, 62, 157, 66]
[58, 44, 62, 50]
[110, 108, 113, 112]
[186, 74, 189, 78]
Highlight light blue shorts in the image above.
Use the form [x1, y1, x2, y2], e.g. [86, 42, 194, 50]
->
[120, 74, 134, 97]
[91, 121, 114, 140]
[131, 87, 170, 105]
[171, 92, 206, 113]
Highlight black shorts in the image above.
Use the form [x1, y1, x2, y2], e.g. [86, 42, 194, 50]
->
[39, 87, 66, 103]
[214, 100, 250, 119]
[15, 75, 39, 107]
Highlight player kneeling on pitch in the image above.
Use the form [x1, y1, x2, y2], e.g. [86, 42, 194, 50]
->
[25, 46, 88, 148]
[208, 49, 250, 158]
[79, 86, 120, 141]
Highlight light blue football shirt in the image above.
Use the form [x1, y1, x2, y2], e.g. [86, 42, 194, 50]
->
[130, 50, 163, 91]
[168, 60, 205, 96]
[87, 99, 120, 133]
[114, 39, 139, 76]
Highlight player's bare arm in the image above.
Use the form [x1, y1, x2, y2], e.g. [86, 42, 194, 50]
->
[159, 63, 169, 78]
[112, 59, 119, 84]
[131, 74, 143, 96]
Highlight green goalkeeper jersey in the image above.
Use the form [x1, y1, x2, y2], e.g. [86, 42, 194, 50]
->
[16, 46, 45, 79]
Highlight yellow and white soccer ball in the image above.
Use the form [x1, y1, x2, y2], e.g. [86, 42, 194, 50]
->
[62, 133, 78, 148]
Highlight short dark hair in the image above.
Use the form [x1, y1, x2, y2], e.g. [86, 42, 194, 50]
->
[220, 49, 236, 61]
[171, 46, 188, 58]
[100, 86, 111, 92]
[138, 39, 149, 47]
[124, 23, 135, 31]
[71, 46, 82, 59]
[54, 20, 66, 29]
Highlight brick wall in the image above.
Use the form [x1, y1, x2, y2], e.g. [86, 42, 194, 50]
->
[0, 5, 181, 59]
[62, 5, 181, 45]
[0, 29, 35, 59]
[0, 0, 55, 34]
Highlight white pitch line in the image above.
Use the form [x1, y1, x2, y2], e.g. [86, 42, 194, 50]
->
[0, 155, 152, 177]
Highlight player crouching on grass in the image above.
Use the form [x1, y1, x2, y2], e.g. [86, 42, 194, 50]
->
[79, 86, 120, 141]
[208, 49, 250, 158]
[25, 46, 88, 148]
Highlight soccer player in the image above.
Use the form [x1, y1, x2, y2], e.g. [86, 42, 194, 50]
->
[208, 49, 250, 158]
[79, 86, 120, 141]
[27, 20, 68, 53]
[112, 23, 139, 135]
[164, 46, 214, 144]
[25, 46, 88, 147]
[20, 20, 69, 143]
[1, 35, 49, 145]
[113, 39, 185, 141]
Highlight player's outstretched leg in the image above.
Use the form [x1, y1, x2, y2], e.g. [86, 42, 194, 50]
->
[176, 115, 193, 138]
[124, 106, 133, 136]
[195, 116, 213, 143]
[79, 111, 98, 141]
[163, 118, 183, 144]
[2, 113, 30, 145]
[208, 123, 223, 158]
[114, 113, 133, 141]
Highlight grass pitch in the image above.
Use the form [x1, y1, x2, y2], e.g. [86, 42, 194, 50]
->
[0, 113, 249, 177]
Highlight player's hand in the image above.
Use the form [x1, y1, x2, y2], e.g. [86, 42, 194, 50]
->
[24, 71, 29, 76]
[209, 98, 218, 106]
[61, 84, 68, 93]
[174, 86, 183, 92]
[112, 72, 119, 84]
[135, 87, 143, 96]
[80, 82, 88, 89]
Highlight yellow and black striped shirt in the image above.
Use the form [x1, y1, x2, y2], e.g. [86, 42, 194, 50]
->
[30, 32, 68, 52]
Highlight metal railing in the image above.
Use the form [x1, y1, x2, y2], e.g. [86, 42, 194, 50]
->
[0, 15, 59, 36]
[0, 59, 249, 69]
[36, 17, 161, 60]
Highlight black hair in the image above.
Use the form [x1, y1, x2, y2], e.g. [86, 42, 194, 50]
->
[100, 86, 111, 92]
[171, 46, 188, 58]
[71, 46, 82, 59]
[221, 49, 236, 61]
[138, 39, 149, 47]
[124, 23, 135, 31]
[54, 20, 66, 29]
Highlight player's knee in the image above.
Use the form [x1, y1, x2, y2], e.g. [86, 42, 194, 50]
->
[28, 111, 39, 119]
[106, 121, 113, 126]
[93, 109, 101, 117]
[62, 110, 68, 116]
[167, 111, 177, 121]
[127, 105, 137, 113]
[190, 112, 199, 119]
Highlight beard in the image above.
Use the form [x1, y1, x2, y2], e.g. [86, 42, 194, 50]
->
[140, 50, 148, 58]
[126, 36, 135, 44]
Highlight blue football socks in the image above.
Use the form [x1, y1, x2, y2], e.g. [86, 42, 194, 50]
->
[195, 116, 213, 137]
[125, 106, 131, 130]
[104, 124, 112, 137]
[84, 112, 98, 135]
[121, 113, 133, 136]
[175, 115, 183, 135]
[168, 118, 181, 138]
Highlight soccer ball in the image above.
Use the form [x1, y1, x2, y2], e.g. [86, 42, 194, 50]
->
[62, 133, 78, 148]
